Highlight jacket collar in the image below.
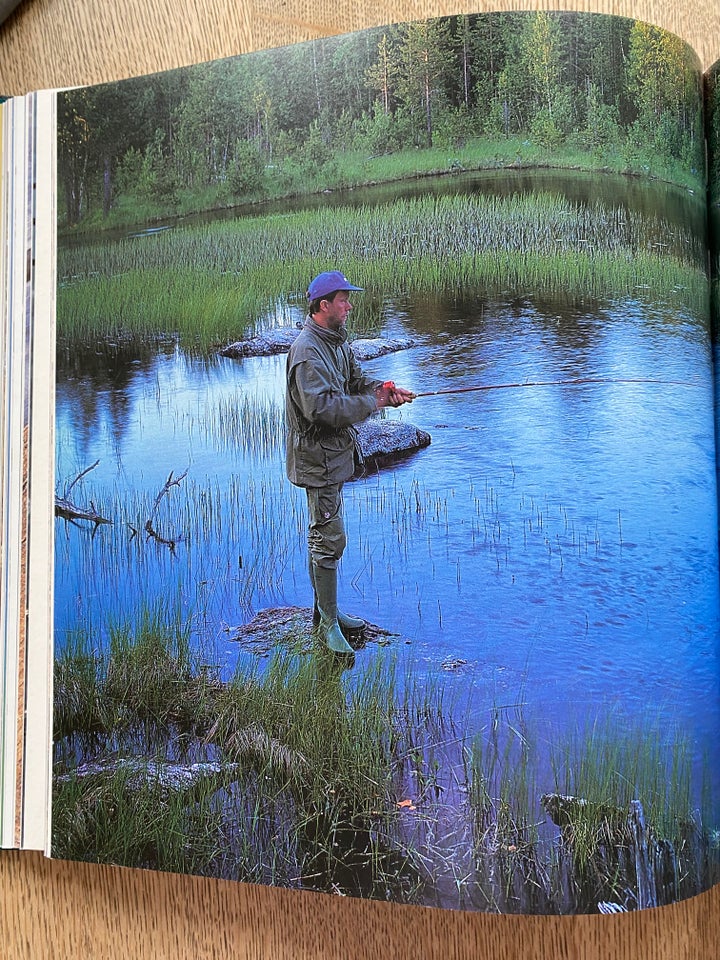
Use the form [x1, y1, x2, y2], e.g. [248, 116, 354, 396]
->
[305, 315, 348, 346]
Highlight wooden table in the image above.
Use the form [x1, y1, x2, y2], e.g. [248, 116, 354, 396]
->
[1, 1, 718, 957]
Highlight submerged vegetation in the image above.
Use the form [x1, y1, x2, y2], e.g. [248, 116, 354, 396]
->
[54, 429, 641, 639]
[53, 613, 719, 912]
[57, 191, 708, 351]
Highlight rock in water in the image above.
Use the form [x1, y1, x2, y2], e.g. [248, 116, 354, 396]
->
[348, 337, 416, 360]
[220, 327, 301, 358]
[220, 330, 417, 360]
[354, 418, 431, 475]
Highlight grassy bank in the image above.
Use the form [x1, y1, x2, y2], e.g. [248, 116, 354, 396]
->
[53, 612, 719, 912]
[60, 137, 705, 237]
[57, 191, 709, 351]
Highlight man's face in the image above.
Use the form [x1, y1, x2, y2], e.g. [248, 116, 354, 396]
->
[321, 291, 352, 330]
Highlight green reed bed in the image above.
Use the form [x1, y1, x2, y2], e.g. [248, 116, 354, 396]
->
[57, 193, 708, 350]
[52, 759, 226, 875]
[350, 473, 623, 599]
[53, 610, 719, 909]
[53, 618, 439, 896]
[186, 393, 285, 457]
[468, 705, 550, 913]
[467, 707, 718, 913]
[551, 717, 695, 842]
[544, 719, 715, 911]
[60, 192, 703, 279]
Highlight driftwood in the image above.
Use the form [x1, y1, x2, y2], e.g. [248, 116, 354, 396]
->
[55, 460, 113, 528]
[541, 792, 689, 912]
[56, 462, 189, 551]
[140, 469, 189, 550]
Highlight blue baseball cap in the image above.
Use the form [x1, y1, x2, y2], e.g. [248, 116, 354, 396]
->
[307, 270, 363, 301]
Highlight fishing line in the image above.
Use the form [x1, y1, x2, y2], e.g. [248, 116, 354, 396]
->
[406, 377, 701, 398]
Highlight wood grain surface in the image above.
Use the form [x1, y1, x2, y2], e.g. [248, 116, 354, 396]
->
[1, 1, 719, 957]
[0, 0, 719, 92]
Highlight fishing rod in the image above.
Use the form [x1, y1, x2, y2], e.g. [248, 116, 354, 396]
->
[385, 377, 701, 399]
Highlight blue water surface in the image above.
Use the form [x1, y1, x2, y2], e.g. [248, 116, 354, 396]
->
[55, 287, 720, 806]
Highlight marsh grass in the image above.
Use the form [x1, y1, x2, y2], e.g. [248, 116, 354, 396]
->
[52, 763, 225, 875]
[57, 193, 708, 350]
[53, 610, 719, 911]
[466, 707, 718, 913]
[54, 618, 434, 898]
[56, 456, 635, 663]
[55, 463, 307, 622]
[188, 392, 285, 457]
[543, 717, 716, 910]
[351, 474, 624, 601]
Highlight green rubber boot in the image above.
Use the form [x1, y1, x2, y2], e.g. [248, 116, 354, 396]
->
[312, 564, 355, 655]
[309, 560, 365, 632]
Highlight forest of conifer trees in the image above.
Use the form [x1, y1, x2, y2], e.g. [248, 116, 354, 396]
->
[57, 11, 704, 227]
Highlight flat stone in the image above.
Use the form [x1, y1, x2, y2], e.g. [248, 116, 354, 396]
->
[355, 417, 431, 475]
[58, 758, 241, 796]
[220, 328, 416, 360]
[349, 336, 416, 360]
[228, 605, 400, 654]
[220, 327, 300, 358]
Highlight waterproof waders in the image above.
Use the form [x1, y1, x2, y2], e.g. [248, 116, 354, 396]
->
[309, 559, 365, 632]
[311, 563, 361, 654]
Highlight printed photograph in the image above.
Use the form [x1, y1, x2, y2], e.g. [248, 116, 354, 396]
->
[708, 56, 720, 454]
[53, 10, 720, 914]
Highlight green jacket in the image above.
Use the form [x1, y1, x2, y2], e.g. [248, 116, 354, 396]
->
[285, 318, 381, 487]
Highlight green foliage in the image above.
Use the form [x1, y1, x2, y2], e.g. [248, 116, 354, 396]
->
[57, 190, 708, 351]
[582, 84, 621, 151]
[300, 117, 330, 170]
[57, 11, 705, 229]
[125, 131, 179, 204]
[432, 104, 477, 149]
[227, 138, 266, 198]
[530, 109, 563, 149]
[710, 68, 720, 198]
[351, 106, 403, 156]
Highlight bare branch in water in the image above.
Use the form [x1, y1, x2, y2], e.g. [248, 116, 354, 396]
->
[144, 469, 189, 551]
[55, 461, 112, 528]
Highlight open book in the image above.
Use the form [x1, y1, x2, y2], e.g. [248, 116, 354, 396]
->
[2, 7, 720, 916]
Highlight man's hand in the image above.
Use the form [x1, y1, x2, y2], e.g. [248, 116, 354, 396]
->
[375, 381, 416, 408]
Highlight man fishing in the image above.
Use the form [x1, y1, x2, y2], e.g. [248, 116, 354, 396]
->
[285, 270, 415, 655]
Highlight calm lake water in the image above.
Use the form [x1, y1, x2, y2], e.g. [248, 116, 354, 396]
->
[55, 172, 720, 805]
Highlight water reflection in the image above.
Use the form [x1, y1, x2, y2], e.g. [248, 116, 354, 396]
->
[61, 168, 708, 262]
[56, 286, 719, 796]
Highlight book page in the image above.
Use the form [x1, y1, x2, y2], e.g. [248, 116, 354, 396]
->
[0, 89, 55, 851]
[51, 10, 719, 914]
[0, 92, 30, 848]
[23, 89, 56, 852]
[0, 89, 54, 850]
